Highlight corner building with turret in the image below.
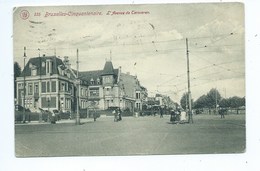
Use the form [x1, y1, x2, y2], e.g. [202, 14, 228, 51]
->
[16, 55, 147, 113]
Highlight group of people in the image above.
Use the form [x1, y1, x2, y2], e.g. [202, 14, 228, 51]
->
[170, 109, 187, 123]
[113, 108, 122, 122]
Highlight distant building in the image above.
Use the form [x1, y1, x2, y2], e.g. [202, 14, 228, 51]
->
[16, 56, 147, 113]
[146, 94, 176, 110]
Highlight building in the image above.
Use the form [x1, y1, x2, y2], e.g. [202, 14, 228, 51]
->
[16, 56, 76, 113]
[16, 55, 147, 113]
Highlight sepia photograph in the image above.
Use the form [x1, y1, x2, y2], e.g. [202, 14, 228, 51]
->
[13, 3, 245, 157]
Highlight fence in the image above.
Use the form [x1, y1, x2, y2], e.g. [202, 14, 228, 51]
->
[194, 108, 245, 115]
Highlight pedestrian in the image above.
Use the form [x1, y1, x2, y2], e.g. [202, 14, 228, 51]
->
[118, 108, 122, 121]
[219, 108, 225, 118]
[170, 110, 176, 122]
[180, 109, 186, 123]
[113, 109, 118, 122]
[160, 108, 163, 118]
[51, 113, 56, 124]
[176, 110, 181, 122]
[93, 110, 97, 122]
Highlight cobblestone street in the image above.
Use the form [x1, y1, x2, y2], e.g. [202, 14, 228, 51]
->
[15, 114, 245, 157]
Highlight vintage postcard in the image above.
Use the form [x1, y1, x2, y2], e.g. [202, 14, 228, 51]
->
[13, 3, 245, 157]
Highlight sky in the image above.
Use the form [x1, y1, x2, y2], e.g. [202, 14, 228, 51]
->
[13, 3, 245, 103]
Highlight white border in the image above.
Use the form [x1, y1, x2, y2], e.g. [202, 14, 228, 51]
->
[1, 0, 260, 171]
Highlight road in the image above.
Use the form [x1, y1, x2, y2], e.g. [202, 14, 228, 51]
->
[15, 114, 245, 157]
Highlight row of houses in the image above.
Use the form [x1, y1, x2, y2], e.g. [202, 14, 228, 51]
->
[15, 55, 148, 113]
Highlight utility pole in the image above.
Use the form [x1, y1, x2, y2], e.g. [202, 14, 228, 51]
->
[186, 38, 193, 123]
[185, 87, 188, 111]
[215, 88, 218, 114]
[75, 48, 80, 125]
[39, 48, 42, 122]
[110, 50, 112, 61]
[38, 48, 40, 57]
[22, 47, 27, 123]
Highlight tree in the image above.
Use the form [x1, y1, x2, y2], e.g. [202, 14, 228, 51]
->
[180, 92, 193, 110]
[219, 98, 230, 108]
[219, 96, 245, 109]
[229, 96, 245, 108]
[206, 88, 222, 108]
[180, 92, 188, 110]
[14, 62, 22, 98]
[194, 95, 208, 109]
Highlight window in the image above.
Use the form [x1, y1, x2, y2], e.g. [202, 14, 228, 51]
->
[47, 81, 50, 92]
[41, 82, 46, 93]
[60, 82, 65, 91]
[97, 78, 100, 84]
[90, 78, 94, 85]
[31, 69, 37, 76]
[89, 87, 99, 97]
[51, 81, 56, 92]
[28, 84, 33, 95]
[34, 84, 39, 93]
[46, 61, 49, 73]
[18, 83, 23, 89]
[136, 92, 141, 99]
[65, 82, 68, 91]
[104, 76, 109, 83]
[81, 88, 84, 96]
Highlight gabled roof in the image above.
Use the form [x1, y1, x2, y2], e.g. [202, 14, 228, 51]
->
[20, 56, 65, 77]
[101, 61, 115, 75]
[79, 70, 103, 81]
[79, 69, 119, 85]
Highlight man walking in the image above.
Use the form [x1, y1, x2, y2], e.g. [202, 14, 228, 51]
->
[219, 108, 225, 119]
[160, 107, 163, 118]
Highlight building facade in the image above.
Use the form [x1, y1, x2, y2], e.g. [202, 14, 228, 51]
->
[16, 55, 147, 113]
[16, 56, 76, 113]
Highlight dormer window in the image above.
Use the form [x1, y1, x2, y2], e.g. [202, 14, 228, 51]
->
[31, 68, 37, 76]
[90, 78, 94, 85]
[31, 65, 37, 76]
[46, 59, 52, 75]
[97, 78, 100, 84]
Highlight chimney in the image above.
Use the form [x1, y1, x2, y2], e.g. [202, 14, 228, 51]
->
[117, 66, 122, 83]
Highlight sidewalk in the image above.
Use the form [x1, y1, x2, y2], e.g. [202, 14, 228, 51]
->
[15, 118, 94, 125]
